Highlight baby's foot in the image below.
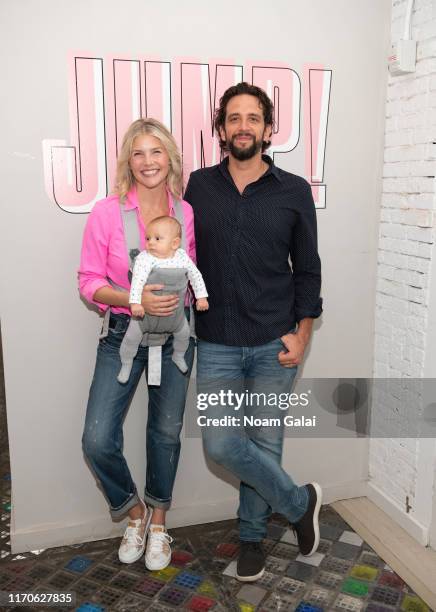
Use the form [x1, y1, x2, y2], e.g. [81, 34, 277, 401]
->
[172, 355, 188, 374]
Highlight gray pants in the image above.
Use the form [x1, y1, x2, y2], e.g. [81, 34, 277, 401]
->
[117, 268, 190, 384]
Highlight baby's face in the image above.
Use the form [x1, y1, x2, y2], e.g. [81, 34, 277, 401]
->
[146, 222, 179, 258]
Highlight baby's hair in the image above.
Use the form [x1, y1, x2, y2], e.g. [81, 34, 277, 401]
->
[148, 215, 182, 239]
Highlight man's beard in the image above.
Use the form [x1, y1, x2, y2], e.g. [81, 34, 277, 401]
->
[228, 133, 263, 161]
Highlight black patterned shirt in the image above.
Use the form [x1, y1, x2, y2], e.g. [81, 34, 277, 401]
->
[184, 155, 322, 346]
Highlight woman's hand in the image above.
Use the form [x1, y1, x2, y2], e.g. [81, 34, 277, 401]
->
[141, 284, 178, 316]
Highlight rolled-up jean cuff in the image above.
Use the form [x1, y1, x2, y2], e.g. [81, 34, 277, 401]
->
[144, 490, 171, 510]
[110, 491, 141, 519]
[240, 538, 263, 543]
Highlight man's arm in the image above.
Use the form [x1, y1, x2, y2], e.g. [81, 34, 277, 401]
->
[279, 180, 322, 366]
[290, 180, 322, 320]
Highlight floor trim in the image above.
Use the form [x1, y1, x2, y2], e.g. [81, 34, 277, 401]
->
[333, 496, 436, 611]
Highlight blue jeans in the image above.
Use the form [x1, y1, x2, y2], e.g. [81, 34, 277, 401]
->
[82, 311, 194, 518]
[197, 338, 308, 541]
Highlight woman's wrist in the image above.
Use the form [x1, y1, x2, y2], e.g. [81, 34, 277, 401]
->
[93, 286, 130, 308]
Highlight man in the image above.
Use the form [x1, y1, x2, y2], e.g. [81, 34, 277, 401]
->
[184, 82, 323, 582]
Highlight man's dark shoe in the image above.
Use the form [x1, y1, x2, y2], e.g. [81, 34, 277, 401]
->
[235, 541, 265, 582]
[293, 482, 322, 556]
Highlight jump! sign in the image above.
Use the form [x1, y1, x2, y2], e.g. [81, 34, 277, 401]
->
[42, 54, 332, 212]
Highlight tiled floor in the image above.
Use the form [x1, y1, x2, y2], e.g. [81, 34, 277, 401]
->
[0, 446, 432, 612]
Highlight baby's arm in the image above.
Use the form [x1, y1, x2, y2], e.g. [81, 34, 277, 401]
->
[180, 250, 209, 311]
[129, 252, 153, 317]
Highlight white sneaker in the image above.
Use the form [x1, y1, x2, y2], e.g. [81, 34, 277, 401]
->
[145, 524, 173, 571]
[118, 501, 151, 564]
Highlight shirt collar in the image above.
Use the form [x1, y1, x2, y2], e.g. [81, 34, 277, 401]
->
[263, 155, 283, 182]
[218, 154, 283, 183]
[124, 186, 175, 213]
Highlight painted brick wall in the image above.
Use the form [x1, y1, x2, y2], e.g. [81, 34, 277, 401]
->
[369, 0, 436, 518]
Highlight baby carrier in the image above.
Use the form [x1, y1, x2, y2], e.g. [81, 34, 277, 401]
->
[100, 200, 194, 384]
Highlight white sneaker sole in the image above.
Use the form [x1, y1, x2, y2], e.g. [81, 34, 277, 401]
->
[119, 543, 146, 565]
[303, 481, 322, 556]
[235, 566, 265, 582]
[145, 555, 172, 571]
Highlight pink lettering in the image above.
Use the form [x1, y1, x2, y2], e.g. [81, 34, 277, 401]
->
[42, 56, 107, 213]
[42, 54, 331, 212]
[303, 64, 332, 209]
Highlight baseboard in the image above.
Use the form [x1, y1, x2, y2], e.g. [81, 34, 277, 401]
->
[11, 515, 124, 555]
[367, 481, 429, 545]
[11, 480, 368, 554]
[321, 479, 369, 504]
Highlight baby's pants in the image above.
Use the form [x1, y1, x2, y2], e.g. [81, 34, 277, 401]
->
[119, 314, 190, 373]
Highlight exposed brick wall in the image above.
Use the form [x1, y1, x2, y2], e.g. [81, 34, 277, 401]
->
[369, 0, 436, 516]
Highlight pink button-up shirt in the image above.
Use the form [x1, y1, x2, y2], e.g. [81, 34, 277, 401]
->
[78, 187, 196, 314]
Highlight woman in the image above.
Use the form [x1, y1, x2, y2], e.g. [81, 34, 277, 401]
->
[79, 118, 196, 571]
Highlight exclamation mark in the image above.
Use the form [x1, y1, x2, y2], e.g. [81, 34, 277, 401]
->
[303, 65, 332, 209]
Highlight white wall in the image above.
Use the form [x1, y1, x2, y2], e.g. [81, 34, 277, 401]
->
[370, 0, 436, 546]
[0, 0, 390, 552]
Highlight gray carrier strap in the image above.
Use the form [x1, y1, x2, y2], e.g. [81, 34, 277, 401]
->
[172, 200, 196, 338]
[99, 277, 132, 340]
[99, 308, 111, 339]
[172, 200, 186, 250]
[148, 346, 162, 386]
[100, 203, 141, 340]
[99, 204, 142, 340]
[121, 204, 142, 280]
[104, 204, 171, 340]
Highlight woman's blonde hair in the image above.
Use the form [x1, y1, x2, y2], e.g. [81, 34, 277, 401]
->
[115, 118, 183, 202]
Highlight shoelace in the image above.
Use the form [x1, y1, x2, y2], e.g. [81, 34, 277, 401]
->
[123, 521, 145, 546]
[148, 531, 173, 556]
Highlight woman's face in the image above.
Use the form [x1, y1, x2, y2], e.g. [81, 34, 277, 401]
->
[129, 134, 170, 192]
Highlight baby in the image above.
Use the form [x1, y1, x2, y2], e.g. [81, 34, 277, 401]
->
[117, 215, 208, 383]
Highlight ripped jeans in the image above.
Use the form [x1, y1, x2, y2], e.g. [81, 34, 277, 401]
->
[82, 311, 194, 518]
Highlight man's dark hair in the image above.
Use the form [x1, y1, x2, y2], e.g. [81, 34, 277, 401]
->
[214, 82, 274, 152]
